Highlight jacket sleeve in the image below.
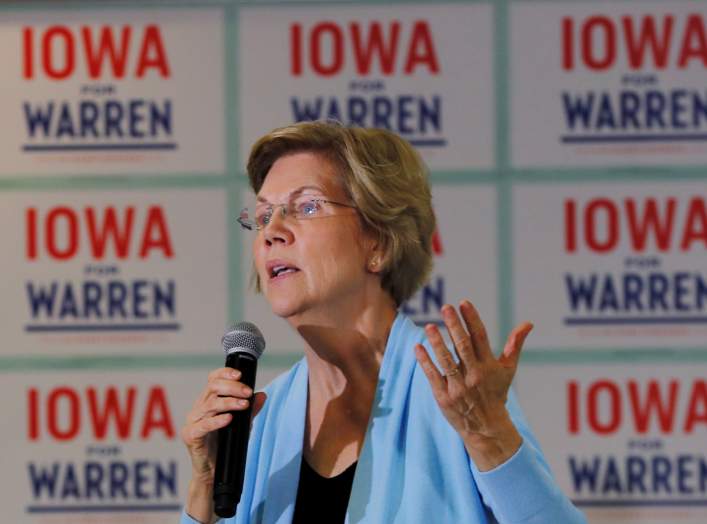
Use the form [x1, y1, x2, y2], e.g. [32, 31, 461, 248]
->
[469, 389, 588, 524]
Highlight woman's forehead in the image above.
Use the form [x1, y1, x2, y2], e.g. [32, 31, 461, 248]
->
[257, 152, 344, 199]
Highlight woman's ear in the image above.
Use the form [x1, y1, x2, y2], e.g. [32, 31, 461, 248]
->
[366, 238, 386, 274]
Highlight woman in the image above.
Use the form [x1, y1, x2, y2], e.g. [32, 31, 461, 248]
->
[180, 121, 586, 523]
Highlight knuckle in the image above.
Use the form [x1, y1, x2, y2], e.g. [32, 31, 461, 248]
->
[457, 339, 473, 353]
[438, 395, 453, 410]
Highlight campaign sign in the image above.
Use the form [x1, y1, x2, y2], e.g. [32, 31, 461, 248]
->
[0, 370, 196, 522]
[513, 182, 707, 349]
[241, 184, 499, 352]
[511, 2, 707, 167]
[515, 363, 707, 523]
[0, 8, 224, 176]
[239, 5, 495, 171]
[0, 189, 228, 355]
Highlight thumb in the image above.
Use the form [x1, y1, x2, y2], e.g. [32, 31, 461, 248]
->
[500, 322, 533, 369]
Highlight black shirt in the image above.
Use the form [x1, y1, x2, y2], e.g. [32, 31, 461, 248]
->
[292, 458, 357, 523]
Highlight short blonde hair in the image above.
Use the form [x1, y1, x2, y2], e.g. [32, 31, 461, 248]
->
[247, 121, 435, 306]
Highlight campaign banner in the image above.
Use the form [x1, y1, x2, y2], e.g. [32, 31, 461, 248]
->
[238, 5, 495, 171]
[510, 2, 707, 168]
[515, 363, 707, 523]
[0, 8, 224, 176]
[1, 366, 287, 523]
[0, 189, 228, 355]
[241, 184, 499, 352]
[2, 370, 196, 522]
[513, 181, 707, 349]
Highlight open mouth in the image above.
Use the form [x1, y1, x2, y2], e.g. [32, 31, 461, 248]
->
[269, 264, 300, 279]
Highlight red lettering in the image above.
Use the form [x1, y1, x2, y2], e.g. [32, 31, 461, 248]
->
[684, 381, 707, 432]
[87, 386, 136, 440]
[404, 20, 439, 74]
[678, 14, 707, 68]
[46, 207, 79, 260]
[291, 23, 303, 76]
[582, 16, 616, 70]
[82, 25, 131, 79]
[140, 387, 175, 439]
[562, 17, 573, 70]
[680, 198, 707, 250]
[139, 206, 174, 258]
[28, 388, 39, 440]
[26, 208, 37, 260]
[565, 199, 577, 252]
[42, 26, 74, 80]
[584, 198, 618, 253]
[350, 21, 400, 75]
[622, 15, 674, 69]
[431, 227, 443, 256]
[23, 27, 33, 79]
[85, 207, 135, 259]
[625, 197, 675, 252]
[587, 380, 621, 434]
[310, 22, 343, 77]
[628, 379, 678, 433]
[568, 381, 579, 434]
[135, 25, 170, 78]
[47, 387, 80, 441]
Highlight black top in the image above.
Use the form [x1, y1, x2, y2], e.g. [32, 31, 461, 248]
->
[291, 458, 357, 523]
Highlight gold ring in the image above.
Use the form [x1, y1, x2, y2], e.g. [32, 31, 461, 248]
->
[445, 367, 460, 377]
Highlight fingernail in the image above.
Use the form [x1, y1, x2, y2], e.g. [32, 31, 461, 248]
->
[231, 370, 241, 379]
[242, 386, 253, 396]
[238, 399, 249, 407]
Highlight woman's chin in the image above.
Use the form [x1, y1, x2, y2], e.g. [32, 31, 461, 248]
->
[267, 296, 305, 320]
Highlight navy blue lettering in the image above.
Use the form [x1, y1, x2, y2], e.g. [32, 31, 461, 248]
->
[27, 282, 57, 317]
[24, 102, 54, 137]
[562, 92, 594, 130]
[56, 104, 75, 138]
[565, 274, 596, 311]
[28, 463, 59, 498]
[129, 100, 145, 138]
[84, 462, 104, 499]
[569, 456, 599, 493]
[80, 101, 99, 138]
[105, 101, 124, 138]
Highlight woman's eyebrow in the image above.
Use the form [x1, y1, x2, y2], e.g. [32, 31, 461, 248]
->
[256, 185, 326, 203]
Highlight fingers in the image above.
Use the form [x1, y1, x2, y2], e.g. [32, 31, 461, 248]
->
[440, 305, 478, 365]
[414, 344, 447, 392]
[182, 369, 270, 458]
[500, 322, 533, 368]
[185, 367, 254, 428]
[424, 323, 460, 377]
[458, 301, 493, 361]
[183, 412, 233, 444]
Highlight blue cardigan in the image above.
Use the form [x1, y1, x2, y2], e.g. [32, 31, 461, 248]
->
[181, 313, 586, 523]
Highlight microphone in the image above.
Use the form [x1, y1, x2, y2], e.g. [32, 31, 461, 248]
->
[213, 321, 266, 518]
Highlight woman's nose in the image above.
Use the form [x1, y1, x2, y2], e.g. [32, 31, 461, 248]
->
[263, 205, 293, 245]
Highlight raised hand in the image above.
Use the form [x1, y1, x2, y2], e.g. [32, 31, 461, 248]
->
[414, 300, 533, 471]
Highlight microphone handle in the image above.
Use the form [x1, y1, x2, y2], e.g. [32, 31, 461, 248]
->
[213, 352, 258, 518]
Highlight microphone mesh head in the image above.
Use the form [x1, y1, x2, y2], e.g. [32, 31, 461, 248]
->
[221, 321, 265, 358]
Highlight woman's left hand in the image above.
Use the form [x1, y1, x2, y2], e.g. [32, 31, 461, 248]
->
[414, 300, 533, 471]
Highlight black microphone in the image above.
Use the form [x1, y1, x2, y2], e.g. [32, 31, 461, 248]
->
[213, 321, 265, 518]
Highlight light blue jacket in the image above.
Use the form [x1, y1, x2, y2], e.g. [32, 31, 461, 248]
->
[181, 313, 586, 523]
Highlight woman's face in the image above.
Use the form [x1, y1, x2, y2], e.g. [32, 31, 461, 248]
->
[252, 151, 374, 321]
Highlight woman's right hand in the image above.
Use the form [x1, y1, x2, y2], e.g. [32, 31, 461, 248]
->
[181, 367, 267, 485]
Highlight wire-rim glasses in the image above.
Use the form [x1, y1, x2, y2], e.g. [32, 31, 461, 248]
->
[237, 197, 356, 231]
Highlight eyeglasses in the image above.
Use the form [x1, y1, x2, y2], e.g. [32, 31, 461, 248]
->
[237, 195, 357, 231]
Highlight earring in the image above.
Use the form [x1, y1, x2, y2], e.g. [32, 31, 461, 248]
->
[369, 257, 379, 271]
